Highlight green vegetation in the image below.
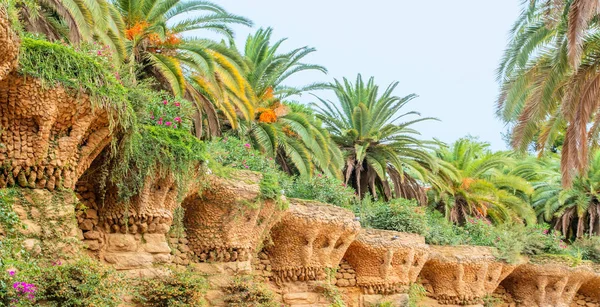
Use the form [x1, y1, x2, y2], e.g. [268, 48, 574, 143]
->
[222, 277, 279, 307]
[7, 0, 600, 303]
[109, 124, 206, 201]
[426, 138, 536, 225]
[134, 269, 208, 307]
[1, 255, 128, 307]
[315, 74, 436, 202]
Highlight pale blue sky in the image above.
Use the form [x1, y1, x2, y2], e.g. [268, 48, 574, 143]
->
[210, 1, 522, 150]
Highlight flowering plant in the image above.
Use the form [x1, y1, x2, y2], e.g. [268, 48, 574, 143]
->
[143, 97, 193, 131]
[1, 268, 37, 306]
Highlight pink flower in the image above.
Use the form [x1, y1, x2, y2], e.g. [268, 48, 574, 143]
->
[174, 117, 181, 122]
[317, 174, 322, 177]
[157, 120, 163, 125]
[174, 102, 181, 107]
[162, 100, 168, 105]
[7, 269, 15, 276]
[173, 124, 177, 129]
[150, 115, 155, 119]
[165, 122, 172, 126]
[244, 143, 251, 149]
[97, 51, 102, 56]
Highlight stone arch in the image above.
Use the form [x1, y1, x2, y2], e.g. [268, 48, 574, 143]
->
[181, 170, 283, 263]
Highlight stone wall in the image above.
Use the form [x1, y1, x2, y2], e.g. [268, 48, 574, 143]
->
[252, 251, 274, 282]
[335, 259, 357, 288]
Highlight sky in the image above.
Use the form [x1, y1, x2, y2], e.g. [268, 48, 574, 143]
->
[206, 1, 522, 150]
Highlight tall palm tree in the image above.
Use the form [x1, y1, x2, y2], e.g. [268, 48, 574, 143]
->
[314, 74, 436, 202]
[517, 152, 600, 239]
[426, 138, 536, 225]
[207, 27, 342, 178]
[497, 0, 600, 186]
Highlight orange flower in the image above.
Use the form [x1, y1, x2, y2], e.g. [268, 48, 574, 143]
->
[125, 21, 149, 40]
[147, 33, 162, 45]
[461, 178, 475, 189]
[262, 86, 274, 100]
[257, 108, 277, 123]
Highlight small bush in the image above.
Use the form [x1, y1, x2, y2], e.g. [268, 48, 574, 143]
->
[223, 276, 278, 307]
[424, 210, 467, 246]
[206, 136, 283, 176]
[1, 257, 127, 307]
[408, 283, 427, 307]
[284, 174, 356, 209]
[572, 236, 600, 263]
[366, 199, 428, 235]
[135, 269, 207, 307]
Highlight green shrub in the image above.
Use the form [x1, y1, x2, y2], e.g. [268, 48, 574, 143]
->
[223, 276, 278, 307]
[135, 269, 207, 307]
[462, 218, 523, 263]
[109, 125, 206, 201]
[572, 236, 600, 263]
[365, 198, 428, 235]
[284, 174, 356, 209]
[1, 257, 127, 307]
[408, 283, 427, 307]
[207, 136, 283, 176]
[424, 210, 467, 246]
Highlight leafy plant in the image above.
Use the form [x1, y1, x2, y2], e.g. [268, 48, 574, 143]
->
[18, 37, 131, 128]
[365, 198, 428, 235]
[315, 74, 437, 202]
[222, 276, 278, 307]
[408, 283, 427, 307]
[426, 138, 535, 225]
[1, 257, 127, 307]
[284, 174, 356, 209]
[135, 269, 207, 307]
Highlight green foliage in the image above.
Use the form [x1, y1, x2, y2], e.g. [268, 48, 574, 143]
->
[1, 257, 127, 307]
[222, 276, 278, 307]
[365, 198, 429, 235]
[207, 136, 282, 176]
[424, 209, 468, 246]
[572, 236, 600, 263]
[315, 74, 437, 201]
[482, 294, 502, 307]
[135, 269, 208, 307]
[259, 172, 281, 200]
[18, 37, 131, 127]
[139, 96, 195, 131]
[0, 189, 21, 236]
[110, 125, 206, 201]
[461, 218, 524, 263]
[426, 138, 536, 225]
[283, 174, 356, 209]
[408, 283, 426, 307]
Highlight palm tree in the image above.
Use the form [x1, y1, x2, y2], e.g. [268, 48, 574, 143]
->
[314, 74, 436, 202]
[517, 152, 600, 239]
[7, 0, 120, 48]
[497, 0, 600, 186]
[425, 138, 536, 225]
[108, 0, 252, 136]
[209, 27, 342, 178]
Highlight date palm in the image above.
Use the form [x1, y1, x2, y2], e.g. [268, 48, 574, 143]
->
[426, 139, 536, 225]
[498, 0, 600, 186]
[7, 0, 121, 51]
[314, 74, 437, 202]
[223, 28, 341, 178]
[517, 152, 600, 239]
